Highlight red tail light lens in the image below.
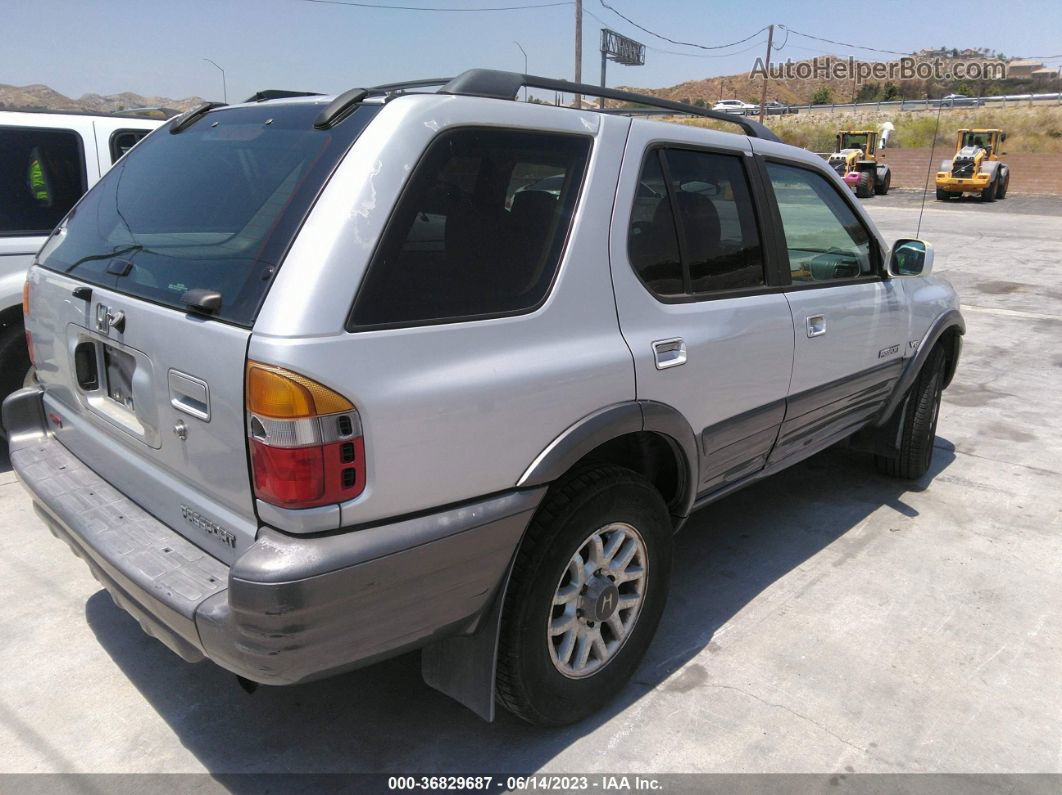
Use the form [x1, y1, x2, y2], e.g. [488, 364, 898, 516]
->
[246, 362, 365, 510]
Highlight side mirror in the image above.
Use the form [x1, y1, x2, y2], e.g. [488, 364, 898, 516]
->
[890, 239, 934, 276]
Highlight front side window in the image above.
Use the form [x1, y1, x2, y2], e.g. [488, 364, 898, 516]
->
[766, 162, 875, 283]
[350, 127, 591, 329]
[627, 147, 764, 299]
[0, 126, 85, 236]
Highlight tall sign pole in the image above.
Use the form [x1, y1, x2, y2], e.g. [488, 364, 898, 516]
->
[758, 24, 774, 124]
[574, 0, 583, 107]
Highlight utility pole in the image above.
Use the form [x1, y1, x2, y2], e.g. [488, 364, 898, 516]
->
[574, 0, 582, 108]
[757, 24, 774, 124]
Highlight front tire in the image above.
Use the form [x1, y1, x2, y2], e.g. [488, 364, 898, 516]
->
[875, 171, 891, 195]
[935, 187, 952, 201]
[495, 465, 673, 726]
[997, 171, 1009, 199]
[875, 345, 946, 480]
[855, 172, 874, 198]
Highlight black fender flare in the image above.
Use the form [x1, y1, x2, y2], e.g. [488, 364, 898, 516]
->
[874, 309, 965, 428]
[516, 400, 699, 519]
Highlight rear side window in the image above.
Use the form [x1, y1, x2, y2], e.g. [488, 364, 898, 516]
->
[0, 126, 85, 237]
[350, 127, 591, 329]
[37, 103, 379, 327]
[109, 128, 151, 163]
[766, 162, 875, 282]
[627, 148, 764, 299]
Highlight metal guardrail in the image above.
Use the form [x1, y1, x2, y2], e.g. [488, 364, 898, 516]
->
[782, 92, 1062, 114]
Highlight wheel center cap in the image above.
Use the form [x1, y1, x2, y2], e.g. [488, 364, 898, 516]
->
[583, 576, 620, 622]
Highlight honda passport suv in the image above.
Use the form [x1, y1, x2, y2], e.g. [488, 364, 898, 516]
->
[3, 71, 963, 726]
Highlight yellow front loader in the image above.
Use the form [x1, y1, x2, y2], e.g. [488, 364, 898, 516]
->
[935, 129, 1010, 202]
[827, 130, 892, 198]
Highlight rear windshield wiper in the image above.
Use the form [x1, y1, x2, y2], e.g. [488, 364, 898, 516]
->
[64, 244, 143, 274]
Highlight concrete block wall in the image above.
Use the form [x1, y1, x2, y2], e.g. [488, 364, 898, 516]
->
[878, 147, 1062, 193]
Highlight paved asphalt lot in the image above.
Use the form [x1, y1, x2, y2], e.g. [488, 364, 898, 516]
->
[0, 190, 1060, 776]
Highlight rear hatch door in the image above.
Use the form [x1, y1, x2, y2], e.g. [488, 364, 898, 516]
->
[27, 101, 379, 563]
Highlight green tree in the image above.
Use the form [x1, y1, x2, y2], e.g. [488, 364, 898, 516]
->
[882, 81, 900, 101]
[855, 82, 881, 102]
[811, 87, 833, 105]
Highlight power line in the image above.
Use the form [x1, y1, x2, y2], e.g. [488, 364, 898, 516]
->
[776, 25, 912, 57]
[583, 7, 766, 59]
[296, 0, 572, 11]
[597, 0, 768, 51]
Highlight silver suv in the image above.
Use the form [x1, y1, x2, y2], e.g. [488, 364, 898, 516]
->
[4, 71, 963, 726]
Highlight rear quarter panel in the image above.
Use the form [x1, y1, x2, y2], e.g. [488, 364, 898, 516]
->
[251, 97, 637, 526]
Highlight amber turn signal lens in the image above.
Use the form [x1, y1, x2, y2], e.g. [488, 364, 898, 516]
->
[246, 362, 353, 419]
[22, 281, 30, 316]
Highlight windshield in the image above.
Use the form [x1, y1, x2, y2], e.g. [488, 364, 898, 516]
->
[37, 102, 379, 326]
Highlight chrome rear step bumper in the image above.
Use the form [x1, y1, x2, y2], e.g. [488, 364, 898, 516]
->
[4, 387, 541, 686]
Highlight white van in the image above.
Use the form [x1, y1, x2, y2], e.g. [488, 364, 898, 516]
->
[0, 110, 161, 404]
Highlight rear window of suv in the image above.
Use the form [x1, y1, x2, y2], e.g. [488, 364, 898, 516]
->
[349, 127, 591, 330]
[36, 102, 379, 327]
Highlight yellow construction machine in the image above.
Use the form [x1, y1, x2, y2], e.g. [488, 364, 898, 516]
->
[935, 129, 1010, 201]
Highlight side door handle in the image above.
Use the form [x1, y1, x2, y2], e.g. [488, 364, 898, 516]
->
[806, 315, 827, 337]
[652, 338, 687, 370]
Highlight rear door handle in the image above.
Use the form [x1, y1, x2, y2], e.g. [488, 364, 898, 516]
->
[806, 315, 827, 337]
[168, 370, 211, 421]
[652, 338, 687, 370]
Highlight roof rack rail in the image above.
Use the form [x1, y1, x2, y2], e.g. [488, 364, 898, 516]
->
[370, 77, 455, 93]
[438, 69, 780, 142]
[245, 89, 323, 103]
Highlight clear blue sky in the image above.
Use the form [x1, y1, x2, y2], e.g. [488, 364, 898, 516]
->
[4, 0, 1061, 102]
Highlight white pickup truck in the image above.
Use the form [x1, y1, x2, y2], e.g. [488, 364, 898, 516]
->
[0, 110, 160, 404]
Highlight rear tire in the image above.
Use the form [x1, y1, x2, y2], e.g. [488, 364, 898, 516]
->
[495, 465, 673, 726]
[997, 171, 1009, 199]
[875, 345, 946, 480]
[875, 171, 891, 195]
[935, 187, 951, 201]
[0, 322, 32, 409]
[855, 172, 874, 198]
[980, 177, 997, 202]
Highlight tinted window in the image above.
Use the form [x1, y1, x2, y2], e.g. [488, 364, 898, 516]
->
[627, 148, 763, 299]
[663, 149, 764, 293]
[0, 127, 85, 237]
[350, 128, 591, 329]
[37, 103, 379, 326]
[627, 153, 683, 297]
[766, 162, 875, 282]
[109, 129, 150, 163]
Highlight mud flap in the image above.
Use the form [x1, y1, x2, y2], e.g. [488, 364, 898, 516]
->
[849, 392, 908, 458]
[420, 552, 517, 722]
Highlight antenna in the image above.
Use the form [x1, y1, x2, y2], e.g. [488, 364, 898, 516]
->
[916, 100, 945, 238]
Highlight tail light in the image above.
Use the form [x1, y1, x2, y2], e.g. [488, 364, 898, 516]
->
[22, 280, 34, 368]
[246, 362, 365, 510]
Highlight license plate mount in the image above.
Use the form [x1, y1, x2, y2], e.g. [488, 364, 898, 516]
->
[103, 345, 137, 412]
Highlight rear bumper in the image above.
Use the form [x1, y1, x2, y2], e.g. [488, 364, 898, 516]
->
[4, 387, 541, 685]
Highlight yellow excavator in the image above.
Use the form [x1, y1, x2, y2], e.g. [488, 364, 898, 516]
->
[935, 129, 1010, 202]
[827, 127, 892, 198]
